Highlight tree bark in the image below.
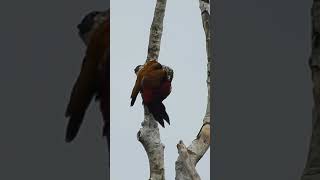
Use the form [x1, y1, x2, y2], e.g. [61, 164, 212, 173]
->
[136, 0, 168, 180]
[301, 1, 320, 179]
[175, 1, 211, 180]
[146, 0, 167, 62]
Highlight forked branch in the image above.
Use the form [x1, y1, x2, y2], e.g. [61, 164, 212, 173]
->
[175, 1, 211, 179]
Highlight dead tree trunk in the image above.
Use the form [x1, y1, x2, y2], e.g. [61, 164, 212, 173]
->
[136, 0, 168, 180]
[301, 1, 320, 179]
[175, 1, 211, 180]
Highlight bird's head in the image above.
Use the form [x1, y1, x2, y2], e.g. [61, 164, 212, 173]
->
[163, 65, 174, 82]
[77, 9, 109, 45]
[77, 11, 101, 43]
[134, 65, 143, 75]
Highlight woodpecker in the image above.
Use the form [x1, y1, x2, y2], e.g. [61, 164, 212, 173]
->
[130, 60, 173, 127]
[65, 10, 110, 150]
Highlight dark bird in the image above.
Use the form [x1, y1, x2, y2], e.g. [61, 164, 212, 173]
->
[130, 60, 173, 127]
[65, 10, 110, 150]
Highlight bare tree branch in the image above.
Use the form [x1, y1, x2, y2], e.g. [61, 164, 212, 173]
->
[146, 0, 167, 62]
[136, 0, 168, 180]
[138, 110, 165, 180]
[175, 1, 211, 179]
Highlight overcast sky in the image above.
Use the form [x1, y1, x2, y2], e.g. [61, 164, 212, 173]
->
[110, 0, 210, 179]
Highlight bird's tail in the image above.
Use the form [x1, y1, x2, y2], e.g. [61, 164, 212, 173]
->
[103, 123, 110, 151]
[65, 112, 85, 143]
[147, 102, 170, 128]
[101, 104, 110, 152]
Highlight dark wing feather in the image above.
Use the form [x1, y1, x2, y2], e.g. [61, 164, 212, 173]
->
[65, 56, 99, 142]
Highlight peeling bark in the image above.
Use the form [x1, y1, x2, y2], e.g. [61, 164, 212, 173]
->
[138, 109, 166, 180]
[137, 65, 173, 180]
[136, 0, 210, 179]
[175, 1, 211, 179]
[301, 1, 320, 180]
[136, 0, 168, 179]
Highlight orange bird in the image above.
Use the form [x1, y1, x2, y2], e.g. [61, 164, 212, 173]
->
[65, 10, 110, 149]
[130, 60, 173, 127]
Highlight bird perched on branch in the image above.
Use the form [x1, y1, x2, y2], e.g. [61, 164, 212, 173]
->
[64, 10, 110, 150]
[130, 60, 173, 127]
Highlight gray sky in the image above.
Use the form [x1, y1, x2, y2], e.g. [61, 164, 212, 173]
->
[110, 0, 210, 179]
[0, 1, 109, 179]
[213, 0, 313, 179]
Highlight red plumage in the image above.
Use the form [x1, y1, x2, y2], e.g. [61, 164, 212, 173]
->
[131, 60, 172, 127]
[142, 79, 171, 127]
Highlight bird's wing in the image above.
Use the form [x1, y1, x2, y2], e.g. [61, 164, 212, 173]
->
[65, 57, 99, 142]
[130, 61, 162, 106]
[142, 69, 167, 89]
[65, 19, 108, 142]
[140, 69, 167, 104]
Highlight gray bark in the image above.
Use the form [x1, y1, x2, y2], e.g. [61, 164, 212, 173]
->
[137, 0, 211, 179]
[146, 0, 167, 62]
[302, 1, 320, 179]
[175, 1, 211, 180]
[137, 0, 168, 180]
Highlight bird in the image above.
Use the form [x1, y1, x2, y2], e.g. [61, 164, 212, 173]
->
[64, 10, 110, 150]
[130, 60, 173, 127]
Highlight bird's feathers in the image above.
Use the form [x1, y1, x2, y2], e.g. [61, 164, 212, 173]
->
[131, 60, 172, 127]
[65, 11, 109, 143]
